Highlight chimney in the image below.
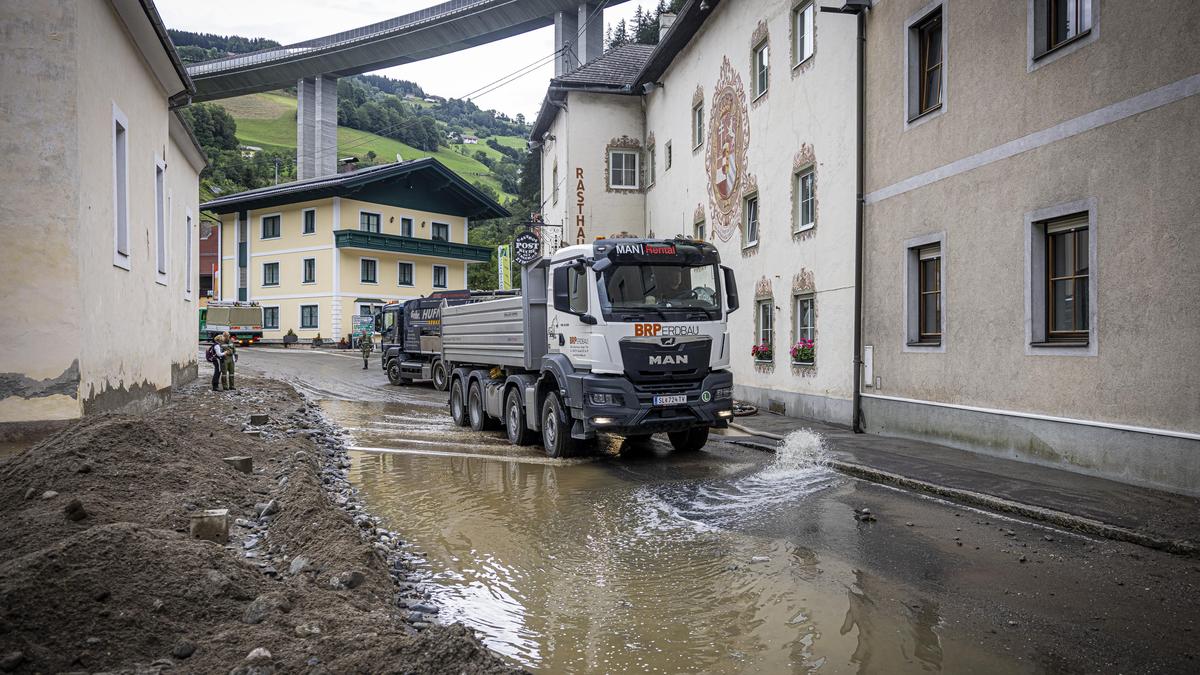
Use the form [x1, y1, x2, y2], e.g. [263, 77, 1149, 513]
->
[659, 13, 676, 41]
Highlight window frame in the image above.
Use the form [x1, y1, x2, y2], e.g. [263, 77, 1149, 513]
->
[302, 208, 316, 235]
[299, 304, 319, 330]
[359, 210, 382, 234]
[552, 162, 559, 204]
[794, 167, 816, 233]
[753, 40, 770, 99]
[694, 218, 706, 242]
[608, 149, 640, 190]
[793, 293, 815, 363]
[743, 193, 760, 249]
[432, 264, 449, 289]
[1025, 199, 1096, 355]
[262, 261, 280, 287]
[154, 157, 168, 284]
[793, 1, 815, 68]
[1045, 224, 1089, 341]
[360, 257, 379, 284]
[904, 1, 947, 129]
[302, 257, 316, 284]
[262, 305, 280, 330]
[112, 102, 131, 270]
[400, 217, 414, 238]
[692, 102, 704, 149]
[1028, 0, 1098, 71]
[398, 261, 415, 287]
[916, 246, 942, 344]
[903, 232, 946, 353]
[755, 299, 774, 357]
[647, 143, 656, 187]
[664, 140, 673, 171]
[185, 210, 193, 300]
[260, 213, 282, 240]
[432, 221, 451, 242]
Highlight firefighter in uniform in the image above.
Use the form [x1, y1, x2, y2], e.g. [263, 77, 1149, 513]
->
[221, 332, 238, 390]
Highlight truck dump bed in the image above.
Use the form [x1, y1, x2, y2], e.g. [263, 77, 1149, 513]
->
[441, 295, 527, 368]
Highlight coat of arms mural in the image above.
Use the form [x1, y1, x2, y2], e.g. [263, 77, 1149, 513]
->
[705, 57, 750, 243]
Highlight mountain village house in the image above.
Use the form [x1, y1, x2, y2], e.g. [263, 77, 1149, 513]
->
[0, 0, 205, 434]
[201, 159, 507, 342]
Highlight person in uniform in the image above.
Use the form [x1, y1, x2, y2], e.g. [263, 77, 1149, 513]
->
[221, 332, 238, 390]
[360, 333, 373, 370]
[209, 334, 226, 392]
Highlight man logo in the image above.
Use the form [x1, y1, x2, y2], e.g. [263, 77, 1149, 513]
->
[648, 354, 689, 366]
[661, 337, 676, 346]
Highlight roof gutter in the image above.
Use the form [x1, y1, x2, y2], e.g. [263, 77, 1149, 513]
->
[136, 0, 196, 107]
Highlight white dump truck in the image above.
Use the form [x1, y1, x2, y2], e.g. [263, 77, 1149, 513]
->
[441, 237, 739, 457]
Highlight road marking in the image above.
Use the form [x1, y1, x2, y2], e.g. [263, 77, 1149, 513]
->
[348, 445, 598, 466]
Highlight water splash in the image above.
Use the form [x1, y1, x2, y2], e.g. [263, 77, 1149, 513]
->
[767, 429, 830, 474]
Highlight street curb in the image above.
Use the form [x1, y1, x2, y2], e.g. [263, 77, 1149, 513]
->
[725, 424, 1200, 559]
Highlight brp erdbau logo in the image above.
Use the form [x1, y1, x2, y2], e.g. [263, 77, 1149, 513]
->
[634, 323, 662, 337]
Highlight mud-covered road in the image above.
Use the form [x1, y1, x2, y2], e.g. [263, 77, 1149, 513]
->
[240, 347, 1200, 674]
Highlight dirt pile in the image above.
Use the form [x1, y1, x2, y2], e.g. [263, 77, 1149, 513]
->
[0, 377, 518, 674]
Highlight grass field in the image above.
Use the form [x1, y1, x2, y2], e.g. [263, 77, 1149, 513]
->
[221, 93, 521, 202]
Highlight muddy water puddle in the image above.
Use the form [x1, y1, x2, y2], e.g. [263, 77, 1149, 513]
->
[323, 400, 1028, 673]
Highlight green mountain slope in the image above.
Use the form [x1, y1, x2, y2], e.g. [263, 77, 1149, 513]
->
[219, 92, 522, 202]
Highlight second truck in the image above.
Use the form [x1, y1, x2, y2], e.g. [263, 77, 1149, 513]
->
[439, 236, 739, 457]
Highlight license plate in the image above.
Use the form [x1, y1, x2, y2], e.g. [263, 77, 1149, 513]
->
[653, 394, 687, 406]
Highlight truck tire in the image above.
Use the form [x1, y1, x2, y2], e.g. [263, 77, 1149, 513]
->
[432, 360, 449, 391]
[387, 360, 405, 386]
[541, 392, 578, 459]
[450, 378, 469, 427]
[505, 390, 533, 446]
[468, 381, 497, 432]
[668, 427, 709, 452]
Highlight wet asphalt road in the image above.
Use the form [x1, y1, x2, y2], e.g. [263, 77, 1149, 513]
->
[238, 347, 1200, 674]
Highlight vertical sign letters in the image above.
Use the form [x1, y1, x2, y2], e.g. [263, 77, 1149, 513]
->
[575, 167, 586, 244]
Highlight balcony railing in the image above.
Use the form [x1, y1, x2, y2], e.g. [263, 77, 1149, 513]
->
[335, 230, 490, 262]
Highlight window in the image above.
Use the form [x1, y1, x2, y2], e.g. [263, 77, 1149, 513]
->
[756, 299, 774, 356]
[401, 217, 414, 238]
[647, 144, 656, 186]
[794, 295, 815, 362]
[261, 214, 280, 239]
[1046, 217, 1089, 340]
[263, 306, 279, 330]
[692, 103, 704, 148]
[743, 194, 760, 247]
[794, 168, 815, 232]
[302, 257, 316, 284]
[552, 163, 559, 204]
[753, 41, 769, 98]
[361, 258, 378, 284]
[300, 304, 318, 329]
[568, 265, 588, 314]
[665, 141, 673, 171]
[360, 211, 381, 233]
[262, 262, 280, 286]
[1044, 0, 1091, 54]
[694, 219, 706, 242]
[433, 265, 448, 288]
[609, 150, 639, 189]
[909, 8, 944, 120]
[303, 209, 316, 234]
[185, 213, 193, 298]
[793, 2, 814, 66]
[917, 245, 942, 343]
[398, 261, 414, 286]
[155, 161, 166, 279]
[432, 222, 450, 242]
[112, 105, 130, 268]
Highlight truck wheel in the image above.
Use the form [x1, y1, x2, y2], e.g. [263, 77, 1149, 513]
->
[432, 360, 449, 391]
[387, 360, 405, 386]
[468, 381, 496, 432]
[541, 392, 577, 459]
[505, 390, 533, 446]
[450, 378, 469, 427]
[668, 427, 709, 452]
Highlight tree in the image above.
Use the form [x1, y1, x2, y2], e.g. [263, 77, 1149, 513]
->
[608, 19, 629, 48]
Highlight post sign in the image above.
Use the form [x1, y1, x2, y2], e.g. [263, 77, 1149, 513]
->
[351, 315, 374, 339]
[497, 244, 512, 289]
[513, 230, 541, 266]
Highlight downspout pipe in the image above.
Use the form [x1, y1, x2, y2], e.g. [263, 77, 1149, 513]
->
[821, 1, 869, 433]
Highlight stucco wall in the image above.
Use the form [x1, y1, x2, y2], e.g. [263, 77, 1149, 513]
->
[641, 0, 859, 422]
[861, 0, 1200, 491]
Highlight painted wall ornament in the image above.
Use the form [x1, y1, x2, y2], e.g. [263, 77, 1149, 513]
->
[705, 57, 750, 243]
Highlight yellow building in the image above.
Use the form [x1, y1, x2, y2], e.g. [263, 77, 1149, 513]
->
[202, 159, 507, 341]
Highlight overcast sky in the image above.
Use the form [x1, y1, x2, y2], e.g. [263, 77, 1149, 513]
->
[157, 0, 646, 121]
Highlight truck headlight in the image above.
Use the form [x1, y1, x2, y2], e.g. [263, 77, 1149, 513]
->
[715, 387, 733, 400]
[589, 393, 618, 406]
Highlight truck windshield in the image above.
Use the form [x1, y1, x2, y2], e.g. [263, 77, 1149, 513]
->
[600, 264, 721, 319]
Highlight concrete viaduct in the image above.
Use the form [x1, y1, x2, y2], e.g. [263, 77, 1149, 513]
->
[187, 0, 627, 178]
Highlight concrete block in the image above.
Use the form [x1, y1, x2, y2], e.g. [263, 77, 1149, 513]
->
[223, 456, 253, 474]
[249, 414, 270, 426]
[189, 509, 230, 543]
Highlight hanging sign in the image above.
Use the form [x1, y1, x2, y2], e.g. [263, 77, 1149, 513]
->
[513, 230, 542, 266]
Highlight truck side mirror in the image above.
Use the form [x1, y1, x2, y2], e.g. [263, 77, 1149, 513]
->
[722, 266, 739, 314]
[373, 314, 383, 334]
[552, 266, 570, 313]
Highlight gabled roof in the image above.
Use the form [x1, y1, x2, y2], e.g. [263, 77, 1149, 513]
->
[530, 44, 656, 141]
[200, 158, 510, 220]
